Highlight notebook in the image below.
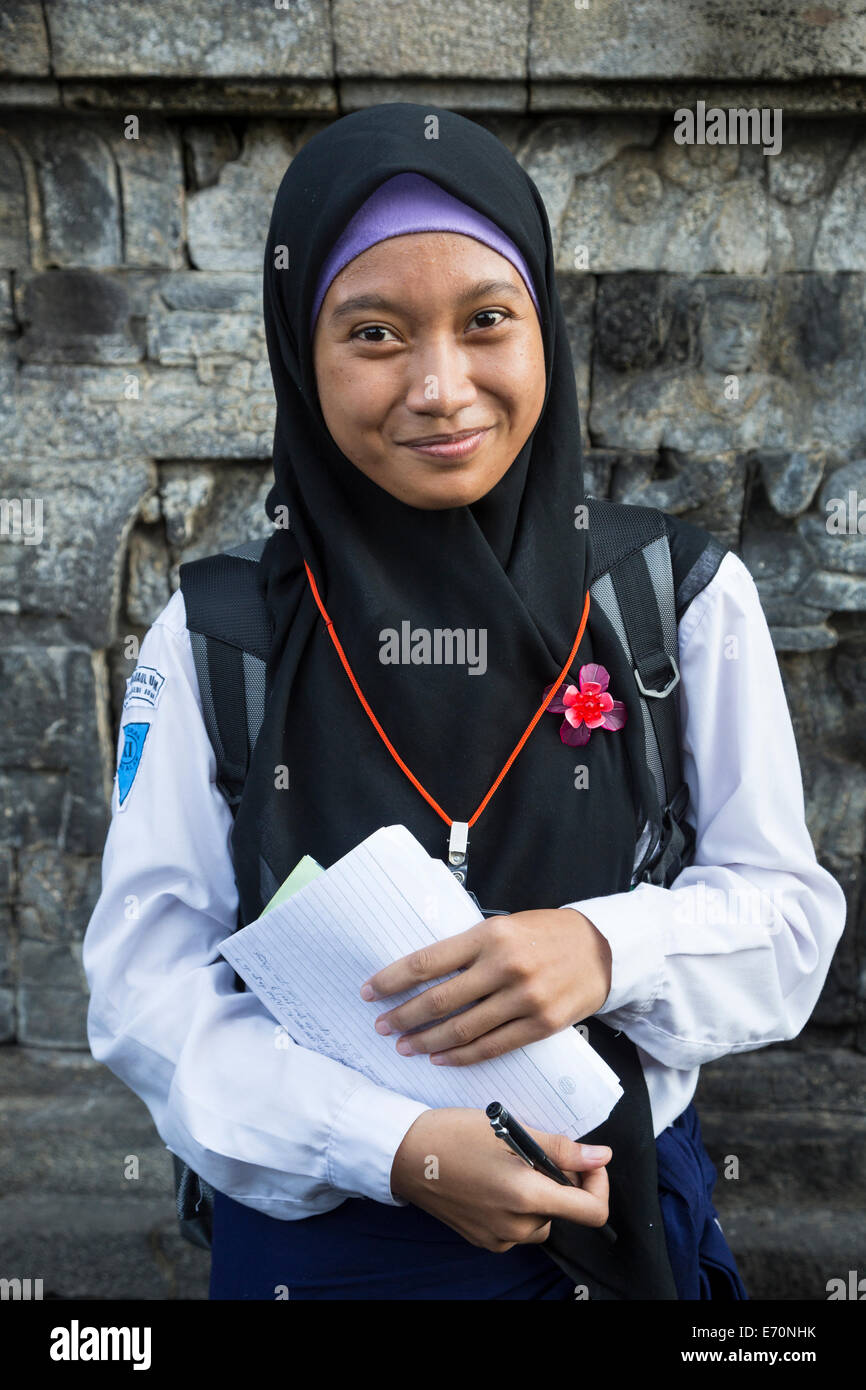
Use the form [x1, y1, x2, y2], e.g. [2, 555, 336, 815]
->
[218, 823, 623, 1138]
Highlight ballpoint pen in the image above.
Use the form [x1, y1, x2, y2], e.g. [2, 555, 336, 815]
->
[486, 1100, 618, 1245]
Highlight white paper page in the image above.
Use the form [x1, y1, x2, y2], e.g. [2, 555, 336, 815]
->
[218, 824, 622, 1138]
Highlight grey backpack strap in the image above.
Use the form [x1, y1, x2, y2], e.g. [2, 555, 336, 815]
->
[179, 536, 272, 812]
[586, 501, 699, 887]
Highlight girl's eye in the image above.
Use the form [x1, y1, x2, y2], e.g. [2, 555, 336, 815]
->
[471, 309, 508, 330]
[352, 325, 398, 343]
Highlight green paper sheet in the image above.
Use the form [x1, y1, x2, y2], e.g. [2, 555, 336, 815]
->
[262, 854, 324, 915]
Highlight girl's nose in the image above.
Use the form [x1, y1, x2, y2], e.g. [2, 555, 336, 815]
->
[403, 340, 477, 415]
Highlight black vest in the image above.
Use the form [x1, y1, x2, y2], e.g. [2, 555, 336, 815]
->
[179, 502, 727, 1298]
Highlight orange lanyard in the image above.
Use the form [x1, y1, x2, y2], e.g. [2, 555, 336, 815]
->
[303, 558, 591, 882]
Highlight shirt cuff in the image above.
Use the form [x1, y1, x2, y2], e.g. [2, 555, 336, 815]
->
[560, 884, 667, 1016]
[326, 1080, 431, 1207]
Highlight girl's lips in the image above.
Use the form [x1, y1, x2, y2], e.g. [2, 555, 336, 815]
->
[400, 427, 491, 460]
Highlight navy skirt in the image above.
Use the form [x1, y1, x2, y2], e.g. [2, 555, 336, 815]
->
[209, 1102, 747, 1300]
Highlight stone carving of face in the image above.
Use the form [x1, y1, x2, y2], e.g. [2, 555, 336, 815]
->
[700, 297, 766, 375]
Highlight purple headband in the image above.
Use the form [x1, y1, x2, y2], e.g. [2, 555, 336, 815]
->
[309, 171, 540, 338]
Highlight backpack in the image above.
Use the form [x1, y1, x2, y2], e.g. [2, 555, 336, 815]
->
[172, 500, 726, 1249]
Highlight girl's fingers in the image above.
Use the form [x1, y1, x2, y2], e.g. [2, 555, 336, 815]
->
[526, 1163, 610, 1227]
[523, 1125, 612, 1173]
[377, 959, 503, 1037]
[361, 920, 485, 1000]
[422, 1012, 546, 1065]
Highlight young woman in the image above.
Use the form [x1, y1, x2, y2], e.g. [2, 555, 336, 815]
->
[83, 103, 846, 1301]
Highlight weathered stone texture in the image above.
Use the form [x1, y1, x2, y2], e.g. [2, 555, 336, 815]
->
[334, 1, 530, 79]
[43, 0, 334, 80]
[530, 2, 866, 80]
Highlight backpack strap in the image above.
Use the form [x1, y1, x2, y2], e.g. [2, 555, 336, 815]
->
[179, 537, 273, 814]
[585, 499, 726, 887]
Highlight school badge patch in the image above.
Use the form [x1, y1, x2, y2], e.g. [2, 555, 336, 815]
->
[123, 664, 166, 711]
[116, 722, 150, 810]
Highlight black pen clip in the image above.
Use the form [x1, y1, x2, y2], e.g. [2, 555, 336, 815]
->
[488, 1111, 536, 1168]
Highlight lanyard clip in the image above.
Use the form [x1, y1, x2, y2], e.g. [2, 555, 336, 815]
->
[446, 820, 469, 886]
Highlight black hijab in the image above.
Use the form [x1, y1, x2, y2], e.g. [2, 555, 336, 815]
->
[230, 101, 677, 1299]
[231, 102, 650, 917]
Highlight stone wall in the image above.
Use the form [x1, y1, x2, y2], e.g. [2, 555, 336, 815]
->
[1, 1, 864, 1299]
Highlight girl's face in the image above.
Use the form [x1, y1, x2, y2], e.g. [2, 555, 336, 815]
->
[312, 232, 546, 510]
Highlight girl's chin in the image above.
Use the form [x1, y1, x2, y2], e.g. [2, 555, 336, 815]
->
[375, 455, 513, 509]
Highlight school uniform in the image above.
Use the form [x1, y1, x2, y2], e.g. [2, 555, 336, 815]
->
[82, 102, 846, 1300]
[83, 548, 844, 1298]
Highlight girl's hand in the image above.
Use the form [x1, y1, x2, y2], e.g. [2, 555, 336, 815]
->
[390, 1107, 611, 1250]
[360, 907, 612, 1065]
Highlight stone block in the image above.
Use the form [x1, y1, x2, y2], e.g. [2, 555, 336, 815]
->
[46, 0, 333, 80]
[17, 846, 103, 943]
[0, 457, 156, 646]
[146, 303, 265, 379]
[530, 1, 866, 80]
[111, 119, 185, 269]
[19, 937, 86, 992]
[186, 122, 310, 272]
[136, 362, 275, 456]
[0, 2, 50, 77]
[160, 462, 273, 573]
[18, 270, 141, 364]
[0, 771, 68, 849]
[334, 0, 529, 79]
[0, 649, 112, 855]
[17, 984, 89, 1047]
[24, 116, 122, 268]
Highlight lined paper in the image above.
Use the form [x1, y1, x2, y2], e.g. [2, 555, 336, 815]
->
[218, 824, 622, 1138]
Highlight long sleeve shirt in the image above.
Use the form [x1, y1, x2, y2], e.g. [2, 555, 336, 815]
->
[82, 547, 846, 1221]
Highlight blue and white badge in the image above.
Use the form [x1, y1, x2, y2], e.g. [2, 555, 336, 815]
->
[116, 722, 150, 809]
[123, 665, 166, 711]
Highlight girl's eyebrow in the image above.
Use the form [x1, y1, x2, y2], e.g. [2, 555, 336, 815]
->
[328, 278, 524, 322]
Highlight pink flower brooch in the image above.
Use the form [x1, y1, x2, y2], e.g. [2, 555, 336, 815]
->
[542, 664, 627, 747]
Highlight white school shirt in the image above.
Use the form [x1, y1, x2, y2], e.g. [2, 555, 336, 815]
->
[82, 549, 846, 1222]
